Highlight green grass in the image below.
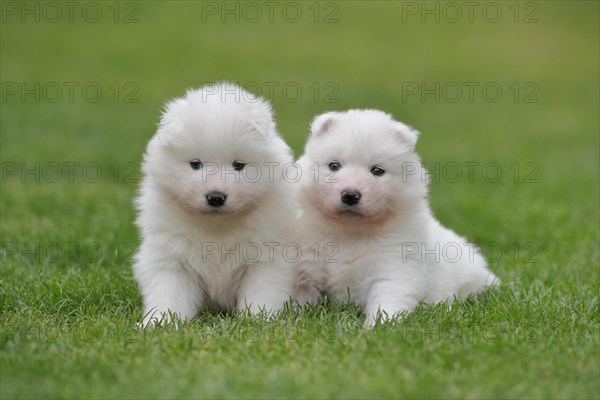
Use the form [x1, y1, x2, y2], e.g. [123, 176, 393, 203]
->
[1, 1, 599, 399]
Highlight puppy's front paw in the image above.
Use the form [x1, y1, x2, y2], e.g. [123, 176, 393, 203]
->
[363, 307, 410, 329]
[237, 301, 280, 319]
[138, 319, 156, 329]
[363, 314, 377, 329]
[138, 309, 186, 329]
[294, 283, 323, 306]
[363, 311, 393, 329]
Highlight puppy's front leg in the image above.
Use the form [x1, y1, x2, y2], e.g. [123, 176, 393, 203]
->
[293, 261, 327, 306]
[136, 262, 203, 327]
[237, 263, 293, 316]
[364, 278, 423, 329]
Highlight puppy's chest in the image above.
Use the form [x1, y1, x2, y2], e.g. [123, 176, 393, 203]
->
[186, 230, 270, 267]
[323, 235, 404, 301]
[183, 235, 260, 304]
[324, 240, 377, 286]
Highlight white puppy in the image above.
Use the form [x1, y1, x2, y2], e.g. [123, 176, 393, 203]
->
[134, 82, 295, 326]
[294, 109, 498, 327]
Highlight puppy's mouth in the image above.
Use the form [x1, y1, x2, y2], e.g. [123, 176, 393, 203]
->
[334, 205, 367, 218]
[337, 206, 364, 217]
[196, 202, 256, 217]
[310, 196, 381, 223]
[199, 207, 233, 215]
[333, 203, 392, 222]
[177, 202, 238, 216]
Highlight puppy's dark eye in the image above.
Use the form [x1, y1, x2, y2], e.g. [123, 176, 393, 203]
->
[232, 160, 246, 171]
[190, 160, 203, 170]
[328, 161, 341, 171]
[371, 166, 385, 176]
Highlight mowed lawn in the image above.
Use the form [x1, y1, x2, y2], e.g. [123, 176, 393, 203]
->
[1, 2, 598, 399]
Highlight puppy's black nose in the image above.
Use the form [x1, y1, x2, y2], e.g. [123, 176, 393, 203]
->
[341, 189, 361, 205]
[206, 191, 227, 207]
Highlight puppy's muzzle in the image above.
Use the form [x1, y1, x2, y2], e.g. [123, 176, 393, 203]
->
[341, 189, 361, 206]
[206, 191, 227, 208]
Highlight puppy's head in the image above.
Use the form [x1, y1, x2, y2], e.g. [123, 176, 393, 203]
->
[143, 82, 292, 215]
[297, 109, 427, 225]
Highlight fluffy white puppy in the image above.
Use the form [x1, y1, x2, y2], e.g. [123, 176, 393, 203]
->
[294, 109, 498, 328]
[134, 82, 295, 326]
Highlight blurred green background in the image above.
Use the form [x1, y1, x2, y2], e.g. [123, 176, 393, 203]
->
[1, 1, 598, 398]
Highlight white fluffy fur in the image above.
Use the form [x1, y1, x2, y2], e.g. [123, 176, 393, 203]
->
[294, 109, 498, 328]
[134, 82, 295, 326]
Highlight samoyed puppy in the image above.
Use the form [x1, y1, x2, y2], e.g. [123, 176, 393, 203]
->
[134, 82, 295, 326]
[294, 109, 498, 328]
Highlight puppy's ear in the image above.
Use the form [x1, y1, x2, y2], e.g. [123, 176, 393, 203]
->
[248, 96, 277, 138]
[155, 96, 188, 145]
[392, 122, 420, 149]
[310, 112, 340, 137]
